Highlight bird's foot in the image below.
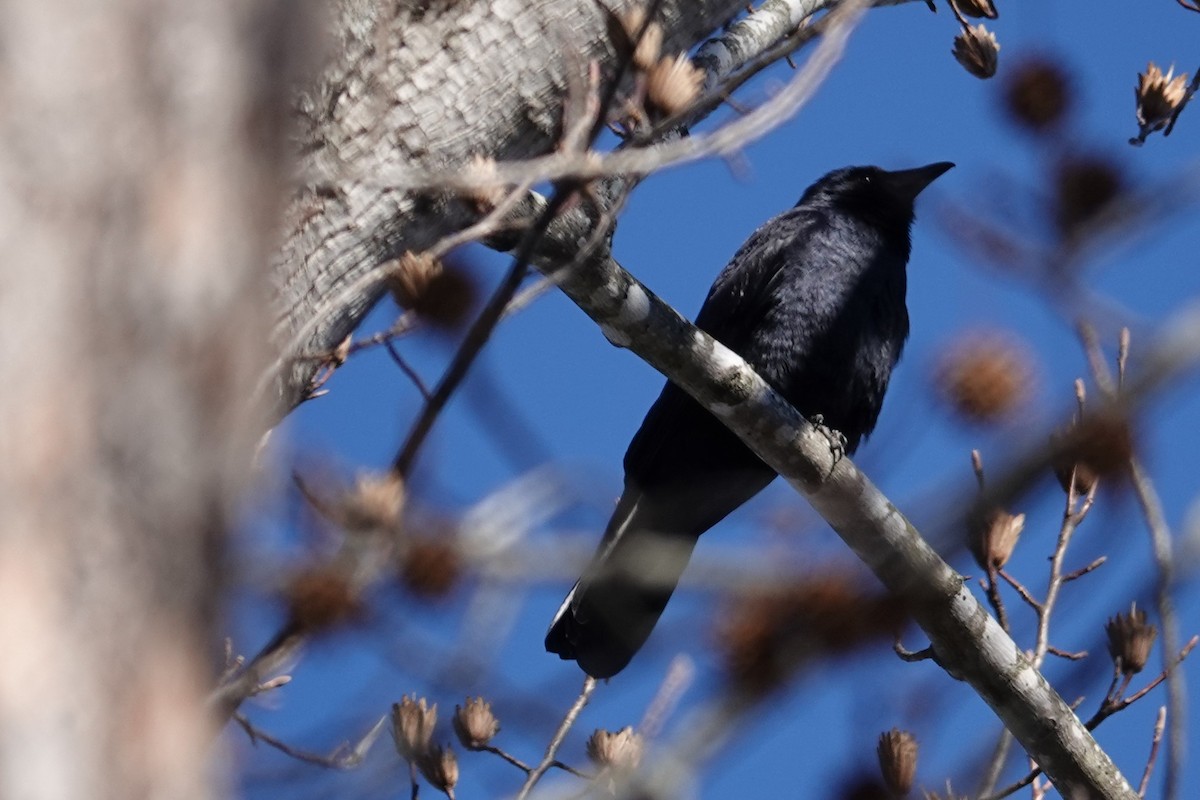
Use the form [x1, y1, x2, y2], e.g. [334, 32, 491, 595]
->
[809, 415, 847, 472]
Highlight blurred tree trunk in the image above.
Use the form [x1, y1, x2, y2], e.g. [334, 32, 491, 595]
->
[0, 1, 306, 797]
[269, 0, 748, 413]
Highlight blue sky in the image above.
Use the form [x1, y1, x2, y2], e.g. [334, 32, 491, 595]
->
[235, 2, 1200, 797]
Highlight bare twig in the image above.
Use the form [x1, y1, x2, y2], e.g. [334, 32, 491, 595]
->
[1139, 707, 1168, 797]
[515, 676, 598, 800]
[233, 713, 386, 769]
[640, 656, 697, 739]
[1127, 458, 1186, 800]
[385, 342, 432, 400]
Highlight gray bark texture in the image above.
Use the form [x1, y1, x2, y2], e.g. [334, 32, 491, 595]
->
[0, 1, 308, 797]
[270, 0, 748, 413]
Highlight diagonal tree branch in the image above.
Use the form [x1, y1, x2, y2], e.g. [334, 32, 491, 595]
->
[526, 233, 1167, 798]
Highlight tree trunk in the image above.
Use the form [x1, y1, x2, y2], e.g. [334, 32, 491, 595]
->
[269, 0, 748, 413]
[0, 1, 306, 796]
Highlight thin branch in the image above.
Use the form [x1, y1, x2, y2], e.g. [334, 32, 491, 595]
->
[1127, 456, 1186, 800]
[233, 713, 385, 769]
[515, 676, 598, 800]
[385, 342, 432, 400]
[1139, 707, 1168, 797]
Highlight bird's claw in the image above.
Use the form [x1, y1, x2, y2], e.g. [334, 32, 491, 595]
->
[809, 414, 847, 471]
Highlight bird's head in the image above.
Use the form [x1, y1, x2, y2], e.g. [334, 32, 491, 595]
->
[798, 162, 955, 229]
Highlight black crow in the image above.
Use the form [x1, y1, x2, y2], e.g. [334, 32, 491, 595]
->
[546, 162, 954, 678]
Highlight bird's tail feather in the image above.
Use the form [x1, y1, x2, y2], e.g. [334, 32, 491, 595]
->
[545, 494, 697, 679]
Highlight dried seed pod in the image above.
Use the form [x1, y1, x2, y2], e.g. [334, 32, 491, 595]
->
[389, 252, 443, 311]
[459, 154, 508, 213]
[399, 533, 462, 599]
[646, 53, 704, 116]
[1051, 412, 1134, 494]
[387, 253, 475, 327]
[1053, 155, 1124, 241]
[452, 697, 500, 750]
[877, 728, 919, 797]
[715, 572, 906, 695]
[392, 695, 438, 761]
[935, 333, 1032, 423]
[1105, 603, 1157, 676]
[1003, 57, 1071, 132]
[283, 566, 362, 632]
[585, 726, 644, 772]
[1136, 62, 1189, 133]
[418, 744, 459, 796]
[952, 24, 999, 80]
[967, 507, 1025, 571]
[338, 471, 406, 533]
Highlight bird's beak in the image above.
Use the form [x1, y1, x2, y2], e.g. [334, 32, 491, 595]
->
[886, 161, 955, 201]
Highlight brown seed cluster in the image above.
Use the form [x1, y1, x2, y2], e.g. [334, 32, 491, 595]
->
[877, 728, 919, 797]
[967, 506, 1025, 572]
[647, 53, 704, 117]
[418, 744, 459, 795]
[585, 726, 644, 773]
[399, 533, 463, 599]
[1051, 412, 1134, 494]
[716, 573, 907, 696]
[283, 566, 362, 633]
[387, 252, 475, 327]
[452, 697, 500, 750]
[935, 333, 1032, 423]
[459, 154, 508, 214]
[392, 695, 438, 762]
[1105, 603, 1158, 676]
[952, 24, 999, 80]
[1136, 62, 1189, 133]
[337, 471, 406, 534]
[1003, 58, 1071, 132]
[1052, 155, 1124, 241]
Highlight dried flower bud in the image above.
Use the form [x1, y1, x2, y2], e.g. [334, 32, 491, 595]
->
[387, 253, 475, 327]
[953, 0, 997, 18]
[877, 728, 919, 797]
[619, 6, 664, 72]
[1053, 155, 1124, 240]
[952, 24, 999, 80]
[1105, 603, 1157, 676]
[418, 743, 459, 796]
[1051, 412, 1134, 494]
[338, 471, 406, 533]
[452, 697, 499, 750]
[646, 53, 704, 117]
[283, 566, 361, 632]
[392, 695, 438, 761]
[389, 252, 443, 310]
[1136, 62, 1189, 133]
[1003, 58, 1071, 132]
[967, 507, 1024, 571]
[399, 533, 462, 598]
[460, 154, 508, 213]
[716, 572, 906, 695]
[936, 333, 1032, 423]
[585, 726, 644, 772]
